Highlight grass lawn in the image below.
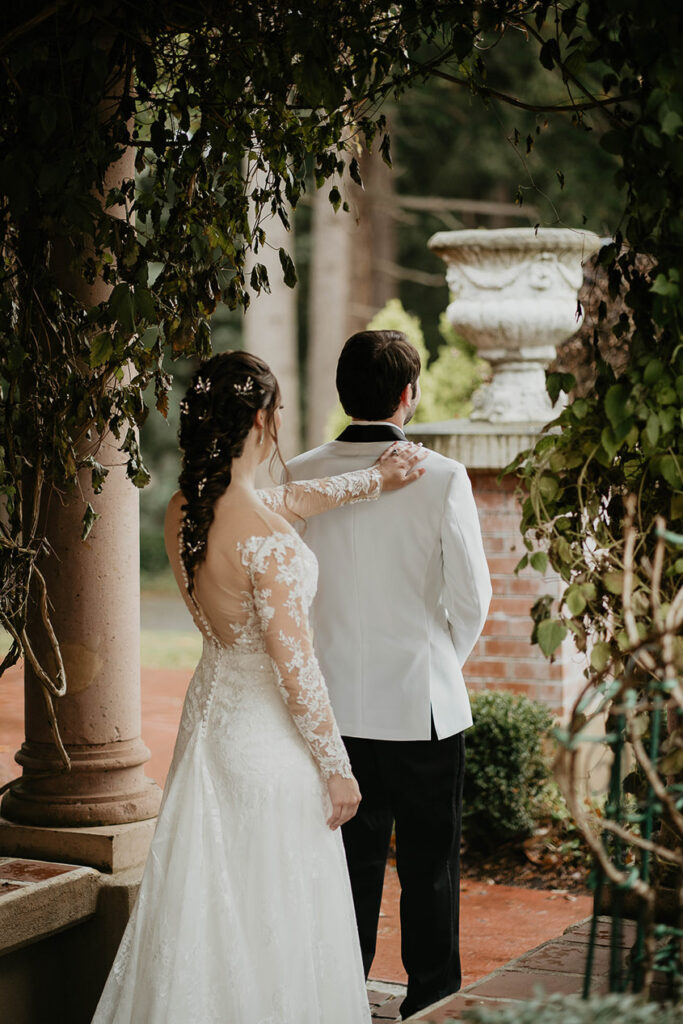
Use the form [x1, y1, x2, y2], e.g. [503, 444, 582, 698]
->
[140, 629, 201, 670]
[2, 627, 201, 673]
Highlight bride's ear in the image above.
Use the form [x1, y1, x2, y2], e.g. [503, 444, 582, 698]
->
[254, 409, 266, 430]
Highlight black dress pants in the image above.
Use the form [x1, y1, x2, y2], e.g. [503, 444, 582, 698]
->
[341, 726, 465, 1020]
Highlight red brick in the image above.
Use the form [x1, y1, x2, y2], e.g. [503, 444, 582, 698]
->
[489, 596, 536, 618]
[472, 968, 606, 999]
[512, 660, 564, 682]
[465, 659, 509, 678]
[481, 535, 514, 554]
[482, 637, 535, 658]
[470, 471, 518, 495]
[487, 555, 528, 574]
[481, 617, 531, 638]
[470, 488, 522, 511]
[479, 514, 523, 534]
[506, 576, 557, 596]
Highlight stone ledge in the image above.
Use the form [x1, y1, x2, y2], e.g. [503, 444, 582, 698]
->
[0, 859, 99, 957]
[0, 816, 156, 873]
[408, 420, 546, 471]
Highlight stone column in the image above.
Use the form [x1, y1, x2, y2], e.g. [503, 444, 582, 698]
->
[1, 132, 161, 837]
[243, 185, 301, 459]
[306, 174, 353, 447]
[411, 228, 601, 716]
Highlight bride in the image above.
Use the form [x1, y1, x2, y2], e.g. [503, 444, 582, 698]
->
[92, 350, 425, 1024]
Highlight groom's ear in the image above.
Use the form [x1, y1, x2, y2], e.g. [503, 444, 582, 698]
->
[400, 383, 413, 407]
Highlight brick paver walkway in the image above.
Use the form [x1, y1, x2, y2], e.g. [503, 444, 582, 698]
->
[403, 916, 677, 1021]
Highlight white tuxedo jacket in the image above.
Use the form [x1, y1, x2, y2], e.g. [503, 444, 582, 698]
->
[286, 438, 492, 740]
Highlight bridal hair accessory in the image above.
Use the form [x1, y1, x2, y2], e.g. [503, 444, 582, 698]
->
[234, 376, 255, 397]
[194, 377, 211, 394]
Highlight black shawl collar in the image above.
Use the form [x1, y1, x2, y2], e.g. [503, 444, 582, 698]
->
[335, 423, 407, 443]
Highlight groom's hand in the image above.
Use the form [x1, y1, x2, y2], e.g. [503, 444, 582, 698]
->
[326, 773, 362, 830]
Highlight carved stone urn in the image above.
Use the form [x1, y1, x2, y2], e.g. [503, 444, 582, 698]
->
[428, 227, 602, 424]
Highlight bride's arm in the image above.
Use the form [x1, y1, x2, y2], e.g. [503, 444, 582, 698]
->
[256, 442, 426, 523]
[243, 531, 353, 777]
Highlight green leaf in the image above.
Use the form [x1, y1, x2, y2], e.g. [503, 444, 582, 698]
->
[538, 475, 560, 501]
[651, 273, 679, 298]
[278, 248, 298, 288]
[605, 384, 628, 429]
[134, 286, 156, 322]
[554, 537, 573, 564]
[328, 186, 342, 212]
[539, 38, 561, 70]
[600, 426, 619, 460]
[546, 372, 575, 405]
[644, 411, 660, 446]
[660, 110, 683, 137]
[530, 551, 548, 573]
[565, 585, 586, 616]
[604, 571, 624, 595]
[90, 332, 113, 368]
[537, 619, 567, 657]
[590, 641, 611, 673]
[659, 454, 682, 488]
[644, 358, 663, 385]
[109, 283, 135, 334]
[81, 502, 100, 541]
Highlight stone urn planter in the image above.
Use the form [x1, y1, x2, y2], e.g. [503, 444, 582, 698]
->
[428, 227, 602, 424]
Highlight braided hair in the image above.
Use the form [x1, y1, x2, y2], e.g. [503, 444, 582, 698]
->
[178, 351, 282, 595]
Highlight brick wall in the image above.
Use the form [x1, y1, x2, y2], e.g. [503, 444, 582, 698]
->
[466, 469, 584, 717]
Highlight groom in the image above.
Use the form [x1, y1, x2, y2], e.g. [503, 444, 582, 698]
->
[287, 330, 491, 1019]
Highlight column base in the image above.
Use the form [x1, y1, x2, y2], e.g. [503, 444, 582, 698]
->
[1, 737, 162, 828]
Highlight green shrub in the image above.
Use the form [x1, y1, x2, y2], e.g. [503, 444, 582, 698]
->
[463, 690, 554, 846]
[456, 991, 680, 1024]
[140, 527, 170, 576]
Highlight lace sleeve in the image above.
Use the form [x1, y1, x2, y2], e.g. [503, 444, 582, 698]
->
[241, 532, 353, 780]
[257, 466, 382, 522]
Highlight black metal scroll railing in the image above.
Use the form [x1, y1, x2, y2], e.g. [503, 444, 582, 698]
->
[574, 526, 683, 1006]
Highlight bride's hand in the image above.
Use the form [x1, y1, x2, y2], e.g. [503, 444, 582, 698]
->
[327, 773, 361, 830]
[376, 442, 427, 492]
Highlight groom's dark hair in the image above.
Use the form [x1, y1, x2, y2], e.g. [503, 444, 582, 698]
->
[336, 330, 421, 420]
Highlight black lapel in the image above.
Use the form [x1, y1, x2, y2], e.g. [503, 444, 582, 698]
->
[336, 423, 407, 443]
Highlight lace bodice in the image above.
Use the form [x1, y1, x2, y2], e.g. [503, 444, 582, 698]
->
[173, 468, 384, 779]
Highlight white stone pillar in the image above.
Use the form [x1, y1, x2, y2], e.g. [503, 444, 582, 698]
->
[243, 202, 300, 460]
[306, 177, 353, 447]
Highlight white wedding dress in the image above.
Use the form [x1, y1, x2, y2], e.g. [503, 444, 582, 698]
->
[92, 470, 381, 1024]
